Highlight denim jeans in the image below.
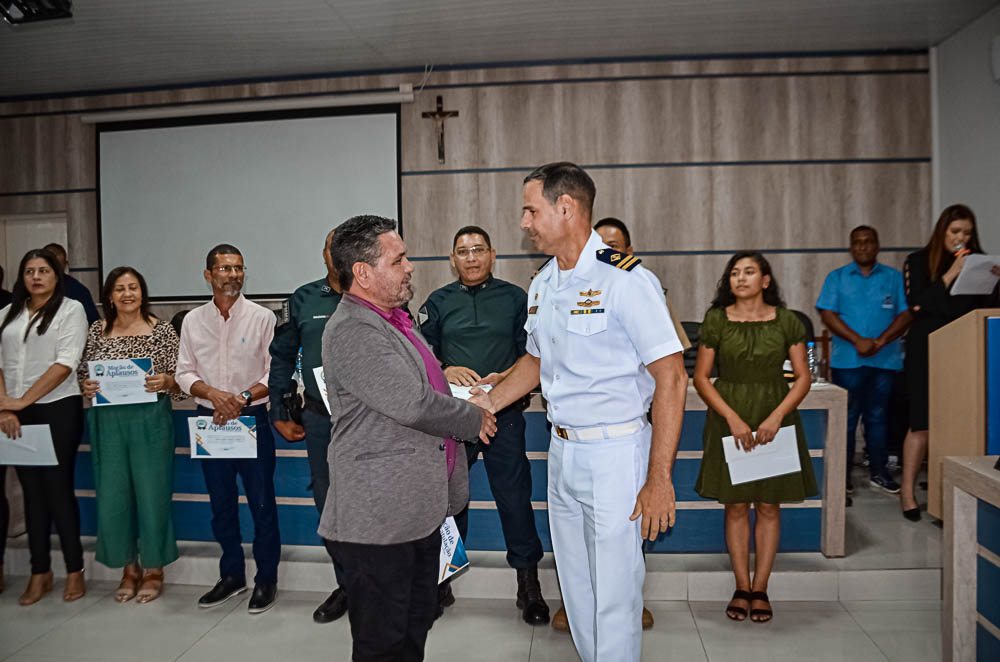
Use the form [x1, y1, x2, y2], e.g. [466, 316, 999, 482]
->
[198, 404, 280, 584]
[831, 367, 896, 480]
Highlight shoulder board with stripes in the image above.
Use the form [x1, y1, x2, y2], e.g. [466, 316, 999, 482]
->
[595, 249, 641, 271]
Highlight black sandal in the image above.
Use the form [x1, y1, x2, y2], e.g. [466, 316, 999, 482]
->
[726, 589, 752, 621]
[749, 591, 773, 623]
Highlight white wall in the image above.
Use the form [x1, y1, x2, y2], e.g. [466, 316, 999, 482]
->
[936, 4, 1000, 252]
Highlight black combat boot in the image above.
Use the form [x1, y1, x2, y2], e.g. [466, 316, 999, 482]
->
[515, 566, 550, 625]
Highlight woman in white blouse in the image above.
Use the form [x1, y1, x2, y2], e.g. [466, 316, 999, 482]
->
[0, 248, 89, 606]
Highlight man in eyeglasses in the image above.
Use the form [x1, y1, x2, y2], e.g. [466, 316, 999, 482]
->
[417, 226, 549, 626]
[175, 243, 281, 614]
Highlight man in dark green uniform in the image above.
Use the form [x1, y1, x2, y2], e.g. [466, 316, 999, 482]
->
[268, 228, 350, 624]
[418, 225, 549, 626]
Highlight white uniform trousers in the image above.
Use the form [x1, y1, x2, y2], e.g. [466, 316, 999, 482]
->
[548, 426, 649, 662]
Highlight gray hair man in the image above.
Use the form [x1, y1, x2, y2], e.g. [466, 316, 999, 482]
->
[319, 215, 495, 661]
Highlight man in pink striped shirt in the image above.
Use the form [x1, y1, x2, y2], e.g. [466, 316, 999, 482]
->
[175, 243, 280, 614]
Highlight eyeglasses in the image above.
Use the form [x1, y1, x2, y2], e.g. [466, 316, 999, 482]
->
[454, 246, 489, 259]
[215, 265, 247, 274]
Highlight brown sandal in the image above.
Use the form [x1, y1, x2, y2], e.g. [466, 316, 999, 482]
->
[63, 570, 86, 602]
[19, 570, 53, 606]
[136, 569, 164, 604]
[116, 563, 142, 603]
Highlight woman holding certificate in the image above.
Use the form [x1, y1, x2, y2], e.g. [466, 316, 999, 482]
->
[79, 266, 184, 604]
[0, 248, 88, 606]
[692, 252, 817, 624]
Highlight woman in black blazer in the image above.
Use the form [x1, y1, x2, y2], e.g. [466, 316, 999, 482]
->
[900, 204, 1000, 521]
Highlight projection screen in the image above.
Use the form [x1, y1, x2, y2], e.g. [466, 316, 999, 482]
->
[98, 107, 399, 299]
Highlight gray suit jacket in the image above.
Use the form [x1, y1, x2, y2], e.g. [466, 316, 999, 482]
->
[318, 295, 482, 545]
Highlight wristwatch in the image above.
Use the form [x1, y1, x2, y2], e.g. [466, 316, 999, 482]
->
[240, 390, 253, 406]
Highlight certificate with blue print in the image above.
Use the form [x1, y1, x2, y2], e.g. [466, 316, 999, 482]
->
[439, 516, 469, 584]
[88, 358, 157, 406]
[189, 416, 258, 459]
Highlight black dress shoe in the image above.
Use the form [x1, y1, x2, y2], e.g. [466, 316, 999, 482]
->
[516, 566, 550, 626]
[435, 582, 455, 620]
[313, 587, 349, 623]
[903, 507, 922, 522]
[198, 576, 247, 608]
[248, 583, 278, 614]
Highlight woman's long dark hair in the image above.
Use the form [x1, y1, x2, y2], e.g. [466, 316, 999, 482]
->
[710, 251, 785, 309]
[101, 266, 154, 335]
[925, 204, 983, 282]
[0, 248, 66, 341]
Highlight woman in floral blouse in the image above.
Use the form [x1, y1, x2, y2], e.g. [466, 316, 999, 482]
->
[79, 266, 185, 603]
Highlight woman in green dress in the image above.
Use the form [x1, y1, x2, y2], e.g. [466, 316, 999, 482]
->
[78, 266, 185, 603]
[693, 252, 817, 623]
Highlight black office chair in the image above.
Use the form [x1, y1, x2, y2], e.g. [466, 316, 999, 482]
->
[789, 309, 815, 343]
[680, 321, 717, 379]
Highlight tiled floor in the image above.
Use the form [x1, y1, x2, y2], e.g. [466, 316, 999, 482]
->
[1, 464, 944, 661]
[0, 582, 941, 662]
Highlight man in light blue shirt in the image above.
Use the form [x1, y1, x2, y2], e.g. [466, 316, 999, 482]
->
[816, 226, 911, 495]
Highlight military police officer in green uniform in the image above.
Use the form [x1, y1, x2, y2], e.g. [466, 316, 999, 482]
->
[418, 225, 549, 626]
[268, 228, 350, 624]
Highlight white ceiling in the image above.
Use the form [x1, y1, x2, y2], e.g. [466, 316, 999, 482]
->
[1, 0, 997, 98]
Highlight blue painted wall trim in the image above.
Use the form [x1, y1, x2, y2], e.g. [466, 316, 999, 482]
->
[977, 622, 1000, 662]
[977, 555, 1000, 637]
[979, 500, 1000, 561]
[75, 408, 828, 554]
[401, 157, 929, 177]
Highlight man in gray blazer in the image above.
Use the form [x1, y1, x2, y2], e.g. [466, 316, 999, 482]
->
[320, 214, 495, 662]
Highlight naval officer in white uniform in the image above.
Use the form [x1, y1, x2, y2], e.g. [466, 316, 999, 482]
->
[471, 162, 687, 661]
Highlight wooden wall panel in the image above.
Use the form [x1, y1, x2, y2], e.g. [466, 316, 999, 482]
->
[0, 116, 95, 193]
[407, 250, 910, 332]
[469, 73, 928, 170]
[401, 87, 481, 172]
[0, 53, 930, 332]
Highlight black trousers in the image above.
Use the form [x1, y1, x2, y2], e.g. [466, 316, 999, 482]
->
[14, 396, 84, 575]
[0, 465, 8, 562]
[455, 406, 542, 568]
[329, 529, 440, 662]
[302, 403, 347, 587]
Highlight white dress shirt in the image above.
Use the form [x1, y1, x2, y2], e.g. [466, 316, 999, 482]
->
[175, 294, 275, 409]
[0, 298, 88, 403]
[525, 230, 683, 428]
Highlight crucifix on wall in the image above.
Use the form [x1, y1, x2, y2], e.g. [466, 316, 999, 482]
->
[422, 95, 459, 164]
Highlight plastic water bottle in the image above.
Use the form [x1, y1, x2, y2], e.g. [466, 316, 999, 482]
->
[807, 342, 818, 383]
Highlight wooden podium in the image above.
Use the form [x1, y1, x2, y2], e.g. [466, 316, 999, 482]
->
[927, 308, 1000, 519]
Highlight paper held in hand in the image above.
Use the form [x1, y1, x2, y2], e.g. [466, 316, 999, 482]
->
[313, 366, 331, 414]
[722, 425, 801, 485]
[449, 384, 492, 400]
[0, 424, 57, 465]
[951, 254, 1000, 295]
[189, 416, 258, 459]
[88, 358, 158, 406]
[439, 516, 469, 584]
